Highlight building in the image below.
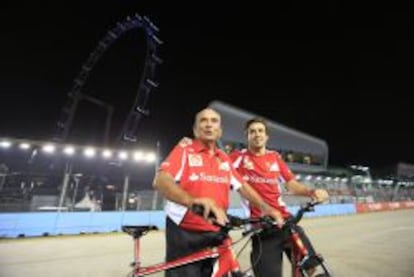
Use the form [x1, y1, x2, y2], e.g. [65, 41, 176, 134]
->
[208, 100, 328, 174]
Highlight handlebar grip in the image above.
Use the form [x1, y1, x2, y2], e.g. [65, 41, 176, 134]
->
[191, 204, 215, 218]
[301, 200, 320, 211]
[228, 215, 247, 227]
[191, 205, 248, 229]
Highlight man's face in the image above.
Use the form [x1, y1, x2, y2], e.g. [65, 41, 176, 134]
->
[247, 122, 268, 149]
[194, 109, 222, 142]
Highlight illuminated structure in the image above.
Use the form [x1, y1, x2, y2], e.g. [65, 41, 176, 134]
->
[209, 100, 328, 173]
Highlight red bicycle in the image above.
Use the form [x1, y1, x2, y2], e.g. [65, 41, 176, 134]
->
[122, 210, 258, 277]
[122, 201, 333, 277]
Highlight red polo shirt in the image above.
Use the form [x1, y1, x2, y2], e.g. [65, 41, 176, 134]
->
[160, 138, 243, 231]
[230, 149, 295, 219]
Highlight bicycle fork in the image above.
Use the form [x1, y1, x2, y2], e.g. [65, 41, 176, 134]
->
[290, 230, 333, 277]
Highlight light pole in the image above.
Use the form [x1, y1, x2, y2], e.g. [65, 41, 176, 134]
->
[151, 141, 160, 210]
[58, 161, 72, 210]
[71, 173, 82, 210]
[121, 168, 130, 211]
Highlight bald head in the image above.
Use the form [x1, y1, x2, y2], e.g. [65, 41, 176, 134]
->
[193, 108, 222, 142]
[194, 108, 221, 126]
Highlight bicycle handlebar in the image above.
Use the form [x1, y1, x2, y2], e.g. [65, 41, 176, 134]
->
[191, 200, 320, 233]
[191, 204, 266, 231]
[287, 199, 320, 225]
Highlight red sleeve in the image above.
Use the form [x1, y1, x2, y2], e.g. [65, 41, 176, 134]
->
[159, 143, 187, 181]
[276, 153, 295, 182]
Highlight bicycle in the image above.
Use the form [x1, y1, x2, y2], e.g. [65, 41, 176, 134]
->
[273, 200, 333, 277]
[122, 201, 333, 277]
[122, 207, 259, 277]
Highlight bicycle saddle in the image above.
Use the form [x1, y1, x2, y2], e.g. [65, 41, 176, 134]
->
[122, 225, 158, 238]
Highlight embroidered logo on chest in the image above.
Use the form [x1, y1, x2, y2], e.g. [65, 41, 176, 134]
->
[219, 161, 230, 171]
[243, 157, 254, 170]
[188, 154, 203, 167]
[189, 173, 200, 181]
[269, 162, 279, 172]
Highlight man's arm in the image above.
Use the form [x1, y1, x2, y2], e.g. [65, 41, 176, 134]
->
[285, 179, 329, 202]
[153, 171, 228, 225]
[277, 153, 329, 202]
[238, 182, 284, 227]
[153, 171, 194, 207]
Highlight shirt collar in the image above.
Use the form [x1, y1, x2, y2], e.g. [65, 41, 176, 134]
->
[247, 148, 267, 157]
[193, 139, 220, 156]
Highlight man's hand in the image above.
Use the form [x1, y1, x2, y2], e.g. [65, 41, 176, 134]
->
[261, 203, 284, 228]
[190, 197, 228, 226]
[312, 189, 329, 203]
[178, 137, 193, 147]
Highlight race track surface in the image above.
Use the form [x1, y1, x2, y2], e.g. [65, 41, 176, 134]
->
[1, 209, 414, 277]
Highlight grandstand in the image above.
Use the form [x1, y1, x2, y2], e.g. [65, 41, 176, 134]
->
[208, 101, 414, 207]
[208, 100, 328, 174]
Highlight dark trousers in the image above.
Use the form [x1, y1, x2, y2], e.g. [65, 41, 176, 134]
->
[251, 225, 316, 277]
[165, 217, 224, 277]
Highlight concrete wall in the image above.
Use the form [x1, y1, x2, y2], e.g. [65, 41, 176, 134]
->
[0, 204, 357, 238]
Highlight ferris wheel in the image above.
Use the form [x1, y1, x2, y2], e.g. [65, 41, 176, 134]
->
[54, 14, 162, 146]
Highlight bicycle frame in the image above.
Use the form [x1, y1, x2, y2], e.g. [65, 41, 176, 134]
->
[122, 201, 333, 277]
[122, 217, 255, 277]
[135, 235, 238, 276]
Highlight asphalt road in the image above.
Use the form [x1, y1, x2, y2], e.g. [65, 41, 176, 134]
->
[1, 209, 414, 277]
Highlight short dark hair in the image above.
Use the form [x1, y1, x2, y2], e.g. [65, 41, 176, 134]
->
[244, 117, 268, 133]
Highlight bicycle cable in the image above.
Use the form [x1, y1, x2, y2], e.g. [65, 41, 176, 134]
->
[236, 235, 256, 275]
[246, 232, 263, 276]
[229, 228, 263, 276]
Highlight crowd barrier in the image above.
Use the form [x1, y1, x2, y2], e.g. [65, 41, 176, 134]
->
[0, 202, 412, 238]
[355, 201, 414, 213]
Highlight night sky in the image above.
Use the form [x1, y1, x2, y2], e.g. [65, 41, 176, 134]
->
[0, 2, 413, 168]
